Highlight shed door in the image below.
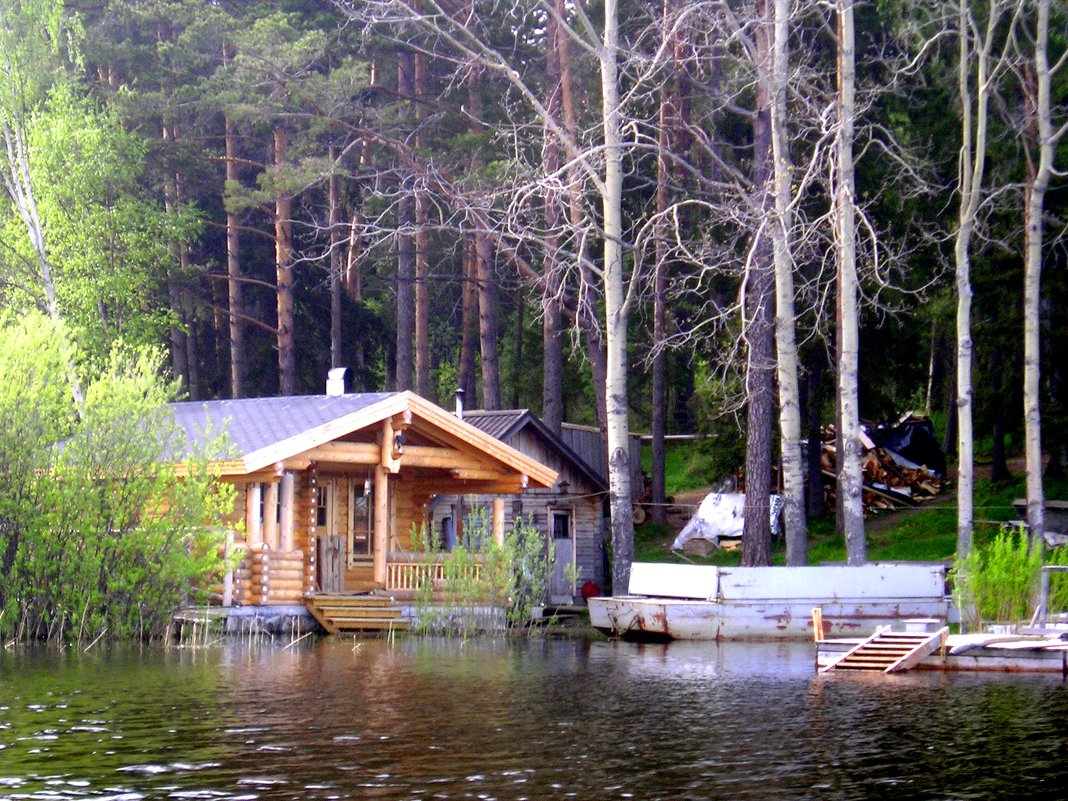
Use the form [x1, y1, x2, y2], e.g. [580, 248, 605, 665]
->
[548, 510, 575, 604]
[316, 481, 346, 593]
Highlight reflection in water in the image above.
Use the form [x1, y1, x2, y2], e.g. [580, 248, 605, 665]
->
[1, 638, 1066, 800]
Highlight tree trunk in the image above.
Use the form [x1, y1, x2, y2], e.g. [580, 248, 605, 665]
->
[836, 0, 866, 565]
[557, 0, 609, 436]
[475, 232, 501, 410]
[458, 236, 479, 403]
[771, 0, 806, 564]
[541, 1, 566, 436]
[1023, 0, 1058, 546]
[650, 0, 682, 528]
[395, 52, 415, 392]
[600, 0, 635, 594]
[329, 149, 343, 370]
[512, 294, 524, 409]
[225, 111, 246, 397]
[742, 0, 776, 567]
[954, 0, 1004, 559]
[804, 358, 827, 518]
[161, 122, 191, 396]
[274, 125, 296, 395]
[414, 49, 431, 399]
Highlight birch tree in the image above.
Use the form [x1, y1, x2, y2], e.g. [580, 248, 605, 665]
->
[835, 0, 866, 565]
[1019, 0, 1066, 544]
[770, 0, 807, 565]
[953, 0, 1019, 559]
[341, 0, 638, 590]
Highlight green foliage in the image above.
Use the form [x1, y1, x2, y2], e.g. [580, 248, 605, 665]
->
[951, 527, 1045, 630]
[409, 508, 552, 636]
[641, 438, 738, 495]
[0, 312, 234, 642]
[18, 87, 186, 359]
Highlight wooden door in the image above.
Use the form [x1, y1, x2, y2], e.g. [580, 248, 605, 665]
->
[316, 481, 346, 593]
[548, 509, 575, 604]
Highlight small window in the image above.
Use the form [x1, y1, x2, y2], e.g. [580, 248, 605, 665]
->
[315, 486, 329, 528]
[350, 478, 373, 560]
[552, 510, 572, 540]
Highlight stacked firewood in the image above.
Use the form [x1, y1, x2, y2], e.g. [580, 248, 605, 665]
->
[820, 427, 944, 513]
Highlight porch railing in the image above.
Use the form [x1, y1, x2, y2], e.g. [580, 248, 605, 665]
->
[385, 552, 485, 592]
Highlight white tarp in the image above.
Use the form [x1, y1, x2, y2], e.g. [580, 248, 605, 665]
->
[671, 492, 784, 551]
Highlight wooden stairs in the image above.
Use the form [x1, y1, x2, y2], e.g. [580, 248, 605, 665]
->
[821, 626, 949, 674]
[306, 594, 411, 634]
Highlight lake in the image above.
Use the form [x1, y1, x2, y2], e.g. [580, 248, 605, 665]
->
[1, 637, 1067, 800]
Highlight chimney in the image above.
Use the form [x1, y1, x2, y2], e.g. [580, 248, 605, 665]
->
[326, 367, 349, 397]
[455, 387, 465, 420]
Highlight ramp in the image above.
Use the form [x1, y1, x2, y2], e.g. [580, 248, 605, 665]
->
[821, 626, 948, 673]
[306, 594, 410, 634]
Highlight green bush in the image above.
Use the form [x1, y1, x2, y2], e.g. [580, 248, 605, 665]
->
[410, 509, 551, 636]
[950, 526, 1047, 630]
[0, 313, 234, 642]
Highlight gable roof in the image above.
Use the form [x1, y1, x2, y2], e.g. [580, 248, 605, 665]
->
[167, 392, 557, 487]
[462, 409, 607, 493]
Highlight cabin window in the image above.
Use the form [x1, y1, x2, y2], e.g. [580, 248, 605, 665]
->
[315, 486, 330, 528]
[551, 510, 572, 540]
[350, 478, 373, 561]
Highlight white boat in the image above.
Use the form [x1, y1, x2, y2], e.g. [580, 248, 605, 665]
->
[588, 562, 950, 641]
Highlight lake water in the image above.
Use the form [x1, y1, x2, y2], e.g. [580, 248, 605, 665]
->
[1, 636, 1067, 800]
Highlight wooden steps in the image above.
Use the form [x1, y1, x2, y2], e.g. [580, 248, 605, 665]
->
[821, 627, 948, 673]
[306, 594, 411, 634]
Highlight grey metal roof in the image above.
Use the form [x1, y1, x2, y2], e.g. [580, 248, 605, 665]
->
[464, 409, 607, 492]
[461, 409, 528, 442]
[168, 392, 398, 460]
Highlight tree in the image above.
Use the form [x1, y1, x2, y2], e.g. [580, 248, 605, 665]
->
[342, 0, 639, 590]
[835, 0, 866, 565]
[0, 312, 234, 641]
[953, 0, 1019, 559]
[770, 0, 807, 565]
[1019, 0, 1066, 544]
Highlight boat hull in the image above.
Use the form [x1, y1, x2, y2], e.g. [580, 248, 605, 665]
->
[589, 595, 950, 641]
[590, 563, 951, 641]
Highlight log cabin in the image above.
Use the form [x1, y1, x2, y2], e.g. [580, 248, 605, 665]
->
[427, 409, 609, 605]
[168, 386, 556, 626]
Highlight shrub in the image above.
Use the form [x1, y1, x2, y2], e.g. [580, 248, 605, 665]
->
[951, 526, 1044, 630]
[0, 314, 234, 642]
[410, 509, 551, 635]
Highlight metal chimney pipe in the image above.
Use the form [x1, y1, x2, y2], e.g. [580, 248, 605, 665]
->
[455, 387, 465, 420]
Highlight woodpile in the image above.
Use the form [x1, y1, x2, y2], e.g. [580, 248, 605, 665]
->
[820, 426, 944, 514]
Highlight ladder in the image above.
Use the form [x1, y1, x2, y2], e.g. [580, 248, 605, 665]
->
[821, 626, 948, 674]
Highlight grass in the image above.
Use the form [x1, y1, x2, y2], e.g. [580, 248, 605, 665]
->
[634, 471, 1068, 567]
[641, 438, 737, 495]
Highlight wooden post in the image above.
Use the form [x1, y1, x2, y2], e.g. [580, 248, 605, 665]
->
[493, 497, 505, 547]
[246, 482, 263, 545]
[280, 471, 295, 551]
[222, 529, 234, 608]
[264, 481, 279, 549]
[374, 463, 389, 586]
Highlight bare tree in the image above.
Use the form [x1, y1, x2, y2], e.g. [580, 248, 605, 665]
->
[953, 0, 1020, 558]
[340, 0, 639, 590]
[770, 0, 807, 564]
[835, 0, 866, 565]
[1018, 0, 1066, 543]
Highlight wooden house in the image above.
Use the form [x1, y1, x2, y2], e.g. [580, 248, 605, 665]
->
[427, 410, 609, 605]
[168, 390, 556, 618]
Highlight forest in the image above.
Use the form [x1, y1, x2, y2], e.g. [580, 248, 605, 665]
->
[1, 0, 1066, 592]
